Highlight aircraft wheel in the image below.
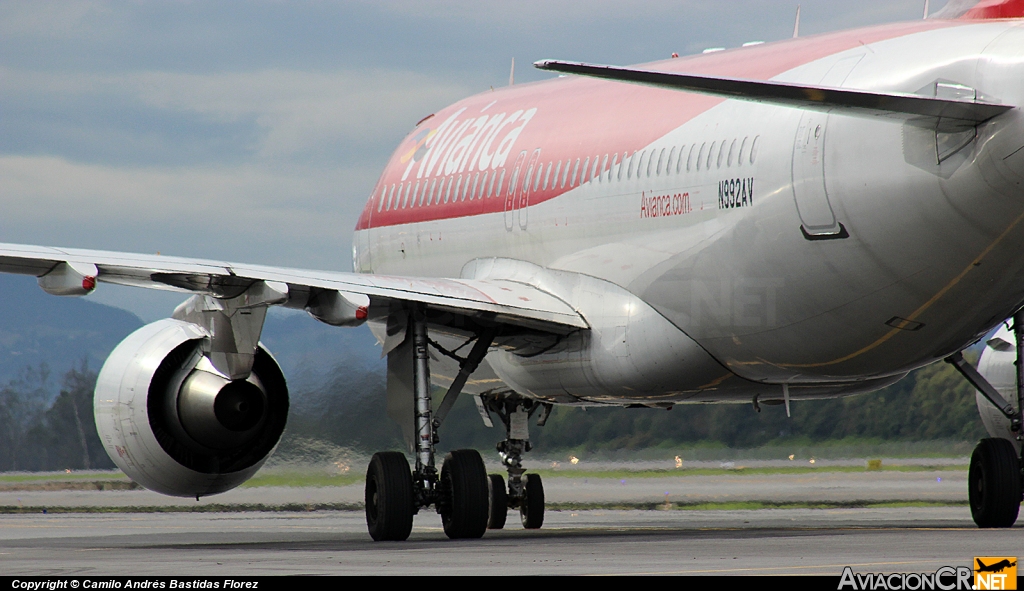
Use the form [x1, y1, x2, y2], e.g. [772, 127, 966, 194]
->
[520, 473, 545, 529]
[440, 449, 489, 539]
[365, 451, 415, 541]
[487, 473, 508, 530]
[969, 438, 1022, 528]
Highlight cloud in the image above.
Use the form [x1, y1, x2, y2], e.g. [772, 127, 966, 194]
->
[1, 66, 474, 164]
[130, 69, 474, 161]
[0, 0, 951, 321]
[0, 155, 365, 267]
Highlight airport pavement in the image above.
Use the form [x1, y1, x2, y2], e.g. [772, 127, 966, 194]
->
[0, 508, 1018, 575]
[0, 468, 968, 509]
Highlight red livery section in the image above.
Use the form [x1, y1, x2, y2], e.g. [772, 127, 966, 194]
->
[355, 20, 956, 232]
[961, 0, 1024, 19]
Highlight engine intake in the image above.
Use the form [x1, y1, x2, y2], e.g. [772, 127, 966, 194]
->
[95, 319, 288, 497]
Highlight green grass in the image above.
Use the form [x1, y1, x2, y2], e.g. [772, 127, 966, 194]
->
[239, 472, 363, 488]
[0, 463, 969, 490]
[547, 500, 968, 511]
[0, 503, 362, 514]
[238, 464, 968, 488]
[0, 500, 967, 514]
[531, 464, 967, 480]
[0, 471, 128, 484]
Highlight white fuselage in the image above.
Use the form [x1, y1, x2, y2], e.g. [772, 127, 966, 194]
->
[354, 21, 1024, 406]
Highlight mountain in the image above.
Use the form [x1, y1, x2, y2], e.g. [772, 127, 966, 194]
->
[0, 272, 383, 392]
[0, 274, 144, 387]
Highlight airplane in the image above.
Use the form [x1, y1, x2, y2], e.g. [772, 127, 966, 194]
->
[976, 558, 1017, 573]
[6, 0, 1024, 542]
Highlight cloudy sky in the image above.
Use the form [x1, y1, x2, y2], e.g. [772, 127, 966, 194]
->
[0, 0, 945, 320]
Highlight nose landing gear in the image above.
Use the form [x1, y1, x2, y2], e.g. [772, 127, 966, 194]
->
[481, 393, 551, 530]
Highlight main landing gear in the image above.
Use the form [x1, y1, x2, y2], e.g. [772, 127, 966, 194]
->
[947, 310, 1024, 528]
[363, 310, 549, 541]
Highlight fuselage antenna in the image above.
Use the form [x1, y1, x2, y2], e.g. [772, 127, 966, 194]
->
[793, 5, 801, 38]
[509, 57, 515, 86]
[923, 0, 930, 19]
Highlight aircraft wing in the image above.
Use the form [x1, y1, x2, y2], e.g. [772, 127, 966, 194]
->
[535, 60, 1014, 126]
[0, 242, 588, 334]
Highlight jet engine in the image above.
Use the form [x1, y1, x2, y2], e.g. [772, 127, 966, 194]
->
[975, 325, 1020, 448]
[94, 318, 289, 497]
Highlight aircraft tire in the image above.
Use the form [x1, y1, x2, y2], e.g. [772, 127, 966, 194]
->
[487, 473, 508, 530]
[969, 438, 1022, 528]
[440, 449, 489, 539]
[365, 451, 415, 541]
[520, 473, 545, 529]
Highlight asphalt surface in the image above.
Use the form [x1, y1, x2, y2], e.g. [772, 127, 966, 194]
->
[0, 508, 1020, 575]
[0, 469, 967, 509]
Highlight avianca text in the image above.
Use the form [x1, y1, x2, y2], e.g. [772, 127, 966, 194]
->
[641, 191, 692, 219]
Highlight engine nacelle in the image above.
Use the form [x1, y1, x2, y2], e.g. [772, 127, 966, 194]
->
[94, 319, 289, 497]
[975, 325, 1020, 448]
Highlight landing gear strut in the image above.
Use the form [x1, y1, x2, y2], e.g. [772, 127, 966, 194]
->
[364, 309, 496, 541]
[481, 393, 551, 530]
[947, 310, 1024, 528]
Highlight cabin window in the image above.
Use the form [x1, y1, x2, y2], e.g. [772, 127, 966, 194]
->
[580, 157, 589, 184]
[463, 174, 472, 201]
[444, 177, 453, 203]
[687, 145, 697, 172]
[425, 179, 434, 205]
[553, 162, 562, 190]
[377, 187, 384, 212]
[714, 141, 723, 169]
[667, 147, 677, 175]
[656, 148, 665, 176]
[750, 135, 760, 164]
[570, 158, 580, 187]
[591, 155, 600, 182]
[467, 173, 477, 200]
[385, 184, 394, 210]
[496, 169, 505, 195]
[738, 137, 748, 167]
[705, 142, 715, 170]
[411, 182, 420, 208]
[533, 163, 542, 191]
[452, 176, 462, 202]
[508, 166, 520, 196]
[611, 153, 620, 182]
[727, 139, 737, 167]
[541, 162, 551, 190]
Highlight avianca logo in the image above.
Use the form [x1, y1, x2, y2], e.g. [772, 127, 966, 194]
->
[401, 107, 538, 181]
